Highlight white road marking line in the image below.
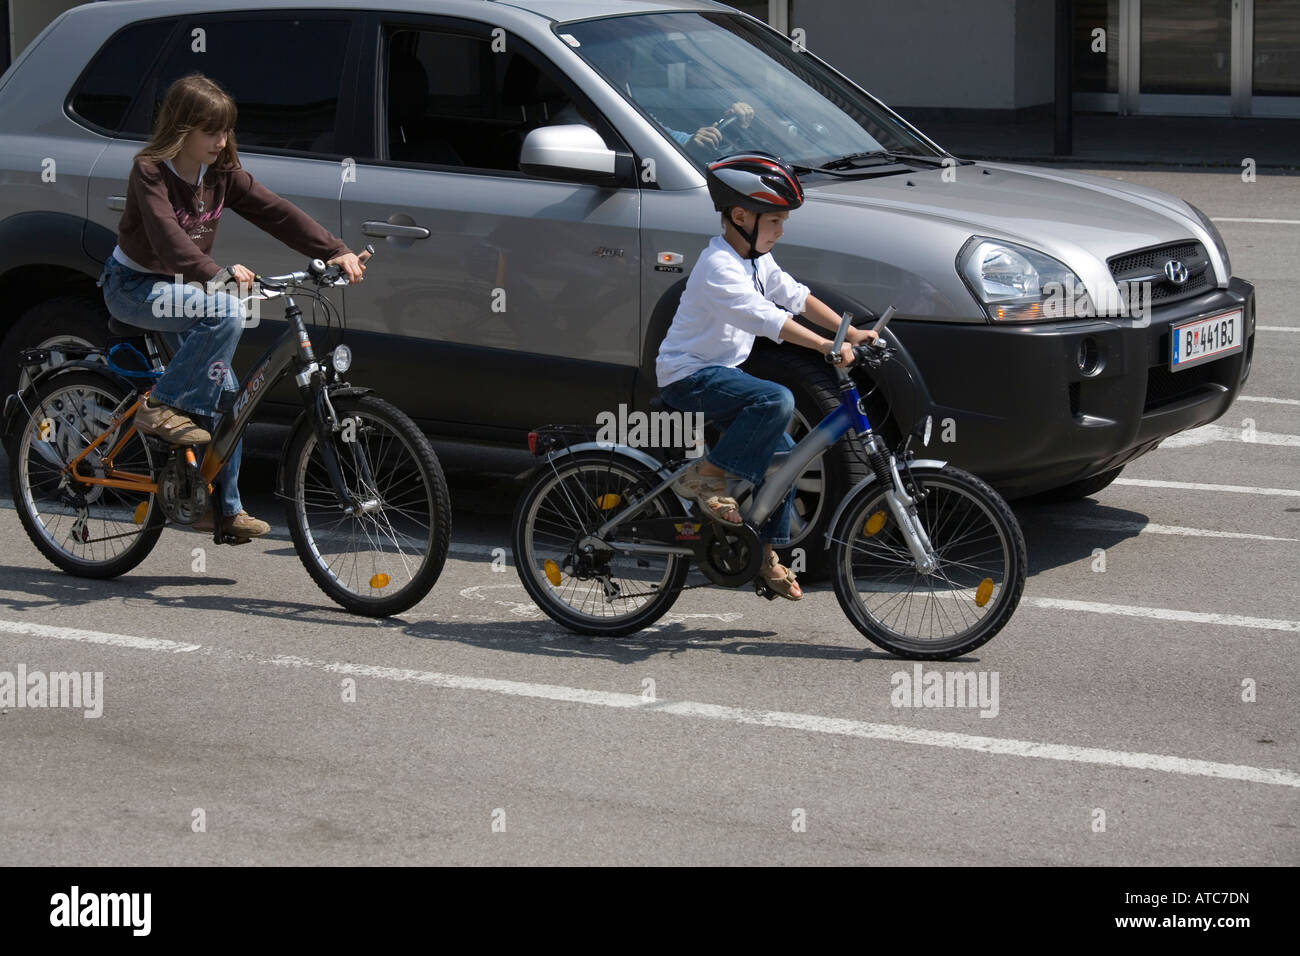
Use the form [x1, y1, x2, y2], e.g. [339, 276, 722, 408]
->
[1044, 514, 1300, 543]
[1212, 217, 1300, 224]
[1159, 423, 1300, 448]
[1114, 477, 1300, 497]
[0, 619, 200, 652]
[1257, 326, 1300, 332]
[2, 617, 1296, 789]
[1026, 598, 1300, 633]
[1238, 395, 1300, 406]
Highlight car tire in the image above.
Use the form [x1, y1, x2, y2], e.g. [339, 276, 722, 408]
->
[0, 295, 111, 400]
[741, 347, 873, 580]
[1030, 465, 1125, 503]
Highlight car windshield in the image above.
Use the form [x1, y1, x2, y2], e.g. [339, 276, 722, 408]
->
[558, 11, 944, 170]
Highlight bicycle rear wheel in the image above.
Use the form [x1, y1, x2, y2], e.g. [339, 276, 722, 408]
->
[830, 465, 1026, 659]
[9, 371, 164, 577]
[283, 394, 450, 617]
[512, 451, 688, 636]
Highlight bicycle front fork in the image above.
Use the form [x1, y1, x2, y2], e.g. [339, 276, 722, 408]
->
[862, 432, 939, 575]
[304, 383, 380, 517]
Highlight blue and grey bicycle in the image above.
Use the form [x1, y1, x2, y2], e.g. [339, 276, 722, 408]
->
[512, 308, 1027, 660]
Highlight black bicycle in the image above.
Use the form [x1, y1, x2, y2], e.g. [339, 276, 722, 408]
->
[3, 248, 451, 617]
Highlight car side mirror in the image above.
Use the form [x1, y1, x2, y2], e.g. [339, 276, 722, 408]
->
[519, 124, 632, 185]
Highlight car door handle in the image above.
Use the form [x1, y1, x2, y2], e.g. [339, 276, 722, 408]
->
[362, 221, 430, 239]
[107, 195, 126, 212]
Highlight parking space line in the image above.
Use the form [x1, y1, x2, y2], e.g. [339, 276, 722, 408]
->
[1159, 424, 1300, 448]
[1025, 597, 1300, 633]
[1238, 395, 1300, 406]
[1257, 326, 1300, 332]
[1212, 217, 1300, 224]
[1114, 478, 1300, 497]
[2, 618, 1296, 789]
[1043, 514, 1300, 543]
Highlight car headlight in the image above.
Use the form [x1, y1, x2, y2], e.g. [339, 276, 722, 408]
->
[1186, 202, 1230, 279]
[958, 237, 1094, 322]
[331, 345, 352, 375]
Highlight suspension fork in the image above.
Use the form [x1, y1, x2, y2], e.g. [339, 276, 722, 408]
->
[860, 431, 939, 574]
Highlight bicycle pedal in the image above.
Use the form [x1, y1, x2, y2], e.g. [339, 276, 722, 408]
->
[753, 578, 779, 601]
[216, 533, 251, 546]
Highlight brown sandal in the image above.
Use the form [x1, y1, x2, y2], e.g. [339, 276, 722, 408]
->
[672, 463, 741, 524]
[761, 550, 802, 601]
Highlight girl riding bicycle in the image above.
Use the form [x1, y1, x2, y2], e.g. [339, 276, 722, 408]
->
[657, 153, 876, 600]
[98, 72, 365, 541]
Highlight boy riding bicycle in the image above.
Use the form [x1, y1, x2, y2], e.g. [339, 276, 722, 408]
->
[656, 153, 877, 601]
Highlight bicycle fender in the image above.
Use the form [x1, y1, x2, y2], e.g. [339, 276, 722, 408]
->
[515, 440, 670, 486]
[822, 458, 949, 548]
[2, 362, 136, 440]
[275, 384, 374, 495]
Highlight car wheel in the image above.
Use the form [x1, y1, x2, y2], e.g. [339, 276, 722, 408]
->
[1030, 465, 1125, 503]
[741, 348, 872, 580]
[0, 295, 111, 400]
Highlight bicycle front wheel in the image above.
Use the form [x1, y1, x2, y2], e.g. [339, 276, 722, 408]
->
[283, 394, 450, 617]
[830, 465, 1026, 659]
[9, 371, 164, 578]
[512, 451, 688, 636]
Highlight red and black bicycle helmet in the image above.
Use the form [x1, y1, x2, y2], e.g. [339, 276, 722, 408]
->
[706, 152, 804, 259]
[706, 152, 805, 214]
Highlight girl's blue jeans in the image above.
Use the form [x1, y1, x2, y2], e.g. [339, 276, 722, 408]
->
[660, 364, 796, 546]
[98, 257, 248, 517]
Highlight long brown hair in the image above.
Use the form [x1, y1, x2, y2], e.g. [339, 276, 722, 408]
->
[134, 73, 240, 172]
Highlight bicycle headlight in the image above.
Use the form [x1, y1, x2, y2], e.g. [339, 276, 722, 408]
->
[958, 237, 1093, 322]
[331, 345, 352, 375]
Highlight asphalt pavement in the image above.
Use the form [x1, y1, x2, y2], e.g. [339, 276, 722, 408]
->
[0, 168, 1296, 866]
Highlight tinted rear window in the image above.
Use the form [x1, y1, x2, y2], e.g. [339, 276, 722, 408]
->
[69, 19, 177, 133]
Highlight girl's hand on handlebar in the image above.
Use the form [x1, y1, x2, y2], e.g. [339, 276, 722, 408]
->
[327, 252, 366, 284]
[230, 263, 256, 292]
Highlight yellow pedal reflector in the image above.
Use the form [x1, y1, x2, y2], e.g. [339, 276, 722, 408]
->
[596, 493, 621, 510]
[544, 559, 562, 586]
[369, 573, 391, 589]
[37, 418, 54, 442]
[975, 577, 994, 608]
[863, 511, 887, 536]
[132, 502, 148, 525]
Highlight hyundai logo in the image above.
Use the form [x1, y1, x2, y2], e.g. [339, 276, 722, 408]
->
[1164, 259, 1190, 284]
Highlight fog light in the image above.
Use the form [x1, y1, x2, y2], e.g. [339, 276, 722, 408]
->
[1076, 337, 1102, 376]
[331, 345, 353, 374]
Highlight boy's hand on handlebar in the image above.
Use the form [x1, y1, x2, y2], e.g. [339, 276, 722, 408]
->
[848, 328, 879, 347]
[830, 341, 856, 366]
[327, 252, 366, 284]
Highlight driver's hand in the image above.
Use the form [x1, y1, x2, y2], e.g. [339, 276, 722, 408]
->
[689, 126, 723, 149]
[327, 252, 366, 284]
[230, 263, 255, 293]
[727, 101, 755, 127]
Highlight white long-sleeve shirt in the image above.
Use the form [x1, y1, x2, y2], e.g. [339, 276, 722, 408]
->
[656, 235, 811, 388]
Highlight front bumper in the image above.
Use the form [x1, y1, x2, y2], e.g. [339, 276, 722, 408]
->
[896, 277, 1256, 499]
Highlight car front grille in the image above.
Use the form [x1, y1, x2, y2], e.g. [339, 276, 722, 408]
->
[1109, 241, 1212, 307]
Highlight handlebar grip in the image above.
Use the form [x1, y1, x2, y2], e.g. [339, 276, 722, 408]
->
[830, 310, 854, 358]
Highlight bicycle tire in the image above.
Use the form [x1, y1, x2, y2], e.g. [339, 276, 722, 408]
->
[9, 371, 164, 578]
[512, 450, 689, 636]
[283, 394, 450, 616]
[830, 465, 1026, 659]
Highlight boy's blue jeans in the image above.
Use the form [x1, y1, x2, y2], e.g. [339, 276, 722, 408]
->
[98, 257, 247, 517]
[660, 365, 796, 546]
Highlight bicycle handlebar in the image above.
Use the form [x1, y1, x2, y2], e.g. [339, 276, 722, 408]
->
[256, 245, 374, 293]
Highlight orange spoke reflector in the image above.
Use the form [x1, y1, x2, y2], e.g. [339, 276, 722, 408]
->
[133, 502, 148, 525]
[369, 573, 391, 589]
[544, 559, 562, 586]
[37, 419, 54, 442]
[596, 494, 621, 510]
[975, 577, 994, 607]
[863, 511, 887, 536]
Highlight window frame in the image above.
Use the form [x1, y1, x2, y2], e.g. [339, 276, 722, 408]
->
[360, 12, 637, 186]
[64, 15, 181, 137]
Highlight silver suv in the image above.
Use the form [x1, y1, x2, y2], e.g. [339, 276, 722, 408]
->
[0, 0, 1255, 573]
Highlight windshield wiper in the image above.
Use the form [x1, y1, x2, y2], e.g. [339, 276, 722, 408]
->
[792, 150, 967, 177]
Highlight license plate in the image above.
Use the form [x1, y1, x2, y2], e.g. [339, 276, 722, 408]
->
[1170, 309, 1243, 371]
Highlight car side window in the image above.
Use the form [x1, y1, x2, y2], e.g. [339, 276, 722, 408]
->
[121, 17, 351, 154]
[67, 18, 178, 134]
[383, 26, 621, 172]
